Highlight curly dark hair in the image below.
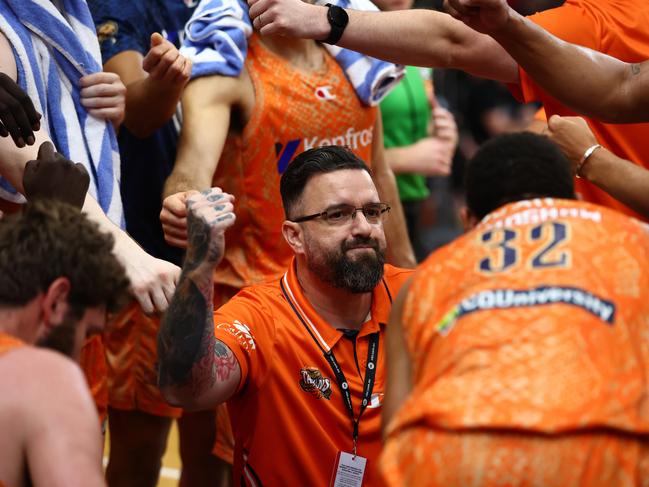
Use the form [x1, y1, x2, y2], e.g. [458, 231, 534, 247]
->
[0, 200, 130, 315]
[465, 132, 576, 219]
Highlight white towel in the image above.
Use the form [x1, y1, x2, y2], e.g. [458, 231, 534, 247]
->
[0, 0, 123, 226]
[181, 0, 404, 106]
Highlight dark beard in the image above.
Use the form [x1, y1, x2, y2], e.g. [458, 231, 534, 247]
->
[308, 236, 385, 293]
[36, 314, 77, 357]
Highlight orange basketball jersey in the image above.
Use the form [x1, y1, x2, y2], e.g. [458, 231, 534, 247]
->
[213, 34, 378, 292]
[391, 198, 649, 438]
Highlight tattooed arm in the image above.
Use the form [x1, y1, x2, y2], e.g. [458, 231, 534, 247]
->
[445, 0, 649, 123]
[157, 188, 240, 409]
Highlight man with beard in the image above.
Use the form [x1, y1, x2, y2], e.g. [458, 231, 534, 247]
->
[157, 145, 414, 486]
[0, 200, 130, 487]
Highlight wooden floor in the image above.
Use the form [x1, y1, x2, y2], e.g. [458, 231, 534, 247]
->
[104, 421, 182, 487]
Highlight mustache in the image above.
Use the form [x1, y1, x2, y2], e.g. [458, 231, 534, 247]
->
[341, 236, 380, 252]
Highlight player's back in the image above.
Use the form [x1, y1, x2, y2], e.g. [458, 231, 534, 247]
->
[396, 198, 649, 435]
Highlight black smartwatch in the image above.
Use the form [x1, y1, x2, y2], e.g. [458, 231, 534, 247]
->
[323, 3, 349, 45]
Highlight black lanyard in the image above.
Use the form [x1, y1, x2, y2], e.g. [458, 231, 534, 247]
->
[280, 279, 381, 456]
[324, 332, 379, 456]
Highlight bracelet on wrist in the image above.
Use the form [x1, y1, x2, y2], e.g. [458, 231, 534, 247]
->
[575, 144, 602, 179]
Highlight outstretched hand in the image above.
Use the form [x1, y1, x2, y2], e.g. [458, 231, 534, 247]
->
[444, 0, 512, 34]
[0, 72, 41, 148]
[247, 0, 327, 39]
[23, 141, 90, 209]
[185, 188, 236, 270]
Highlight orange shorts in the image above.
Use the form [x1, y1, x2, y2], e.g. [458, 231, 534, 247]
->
[79, 334, 108, 427]
[380, 426, 649, 486]
[104, 303, 181, 418]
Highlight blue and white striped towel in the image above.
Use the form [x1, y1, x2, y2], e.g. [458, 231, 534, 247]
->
[0, 0, 123, 226]
[181, 0, 404, 106]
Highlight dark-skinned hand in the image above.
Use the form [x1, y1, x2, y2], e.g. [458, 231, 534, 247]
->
[0, 73, 41, 148]
[23, 142, 90, 209]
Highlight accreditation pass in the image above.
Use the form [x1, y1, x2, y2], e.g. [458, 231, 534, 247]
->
[330, 451, 367, 487]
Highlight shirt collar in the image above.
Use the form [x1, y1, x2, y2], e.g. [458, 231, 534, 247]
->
[282, 258, 390, 352]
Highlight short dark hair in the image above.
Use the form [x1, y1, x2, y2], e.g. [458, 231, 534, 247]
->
[465, 132, 576, 219]
[0, 200, 130, 315]
[280, 146, 371, 219]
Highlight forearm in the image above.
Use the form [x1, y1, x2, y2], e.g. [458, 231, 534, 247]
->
[581, 148, 649, 220]
[300, 7, 516, 81]
[492, 11, 646, 122]
[157, 263, 218, 407]
[162, 145, 218, 199]
[123, 77, 183, 138]
[374, 168, 416, 268]
[385, 145, 421, 174]
[158, 196, 239, 408]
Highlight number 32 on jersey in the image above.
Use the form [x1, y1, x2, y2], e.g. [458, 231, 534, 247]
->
[478, 221, 571, 274]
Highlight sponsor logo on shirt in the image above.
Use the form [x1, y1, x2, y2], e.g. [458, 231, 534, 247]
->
[435, 285, 616, 337]
[314, 85, 336, 101]
[216, 320, 256, 351]
[299, 367, 333, 400]
[96, 21, 118, 45]
[275, 126, 374, 173]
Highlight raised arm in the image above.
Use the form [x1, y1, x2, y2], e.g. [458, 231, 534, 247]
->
[445, 0, 649, 123]
[103, 33, 192, 138]
[547, 115, 649, 220]
[160, 73, 243, 248]
[383, 278, 414, 439]
[371, 117, 416, 268]
[158, 188, 241, 410]
[246, 0, 518, 82]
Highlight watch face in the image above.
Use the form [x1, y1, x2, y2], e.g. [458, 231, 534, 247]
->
[328, 6, 348, 27]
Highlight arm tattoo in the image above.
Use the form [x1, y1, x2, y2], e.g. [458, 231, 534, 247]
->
[631, 64, 641, 76]
[158, 204, 235, 396]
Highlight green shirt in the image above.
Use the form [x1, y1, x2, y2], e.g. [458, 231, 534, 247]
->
[380, 66, 431, 202]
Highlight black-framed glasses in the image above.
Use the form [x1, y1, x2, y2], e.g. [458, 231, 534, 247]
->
[292, 203, 391, 225]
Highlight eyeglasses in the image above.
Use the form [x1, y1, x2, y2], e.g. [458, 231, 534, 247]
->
[292, 203, 391, 225]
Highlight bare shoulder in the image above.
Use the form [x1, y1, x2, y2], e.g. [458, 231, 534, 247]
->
[0, 347, 95, 413]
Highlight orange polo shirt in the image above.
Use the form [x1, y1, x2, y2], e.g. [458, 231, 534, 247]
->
[213, 259, 412, 486]
[512, 0, 649, 221]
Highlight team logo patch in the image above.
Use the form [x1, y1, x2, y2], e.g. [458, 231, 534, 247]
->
[96, 21, 118, 45]
[216, 320, 256, 351]
[299, 367, 332, 400]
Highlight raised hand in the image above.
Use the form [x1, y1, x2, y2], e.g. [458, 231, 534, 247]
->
[247, 0, 327, 39]
[80, 71, 127, 129]
[184, 188, 236, 271]
[23, 141, 90, 209]
[444, 0, 512, 34]
[143, 33, 192, 87]
[161, 190, 198, 249]
[547, 115, 599, 174]
[0, 72, 41, 147]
